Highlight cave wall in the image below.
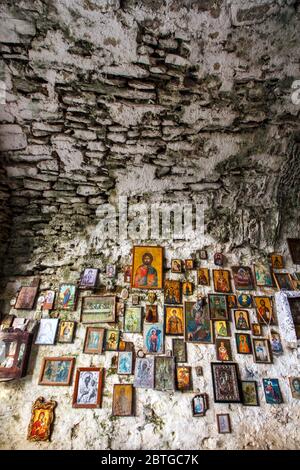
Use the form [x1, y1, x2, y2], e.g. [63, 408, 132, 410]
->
[0, 0, 300, 450]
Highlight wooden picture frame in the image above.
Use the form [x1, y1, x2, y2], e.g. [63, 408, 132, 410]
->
[184, 300, 213, 344]
[39, 357, 75, 386]
[263, 378, 283, 404]
[0, 330, 33, 380]
[155, 356, 175, 391]
[57, 283, 77, 311]
[143, 322, 164, 354]
[216, 413, 231, 434]
[185, 259, 194, 270]
[270, 253, 284, 270]
[176, 365, 192, 391]
[208, 294, 229, 320]
[81, 295, 116, 324]
[211, 362, 241, 403]
[171, 259, 182, 273]
[233, 310, 250, 330]
[197, 268, 210, 286]
[227, 294, 237, 308]
[72, 367, 104, 408]
[251, 323, 262, 336]
[105, 329, 120, 351]
[15, 286, 39, 310]
[145, 304, 158, 323]
[165, 306, 184, 335]
[253, 263, 273, 288]
[164, 279, 182, 304]
[57, 321, 76, 344]
[117, 351, 133, 375]
[134, 357, 155, 389]
[235, 333, 252, 354]
[131, 246, 164, 290]
[27, 397, 56, 442]
[231, 266, 254, 290]
[273, 272, 294, 291]
[172, 338, 187, 363]
[83, 327, 105, 354]
[252, 338, 272, 364]
[214, 320, 230, 338]
[191, 394, 209, 417]
[213, 269, 232, 293]
[35, 318, 59, 345]
[253, 296, 275, 325]
[215, 338, 232, 362]
[241, 381, 259, 406]
[112, 384, 134, 416]
[79, 268, 98, 289]
[124, 306, 143, 333]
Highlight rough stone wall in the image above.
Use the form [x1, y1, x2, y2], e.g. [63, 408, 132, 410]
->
[0, 0, 300, 450]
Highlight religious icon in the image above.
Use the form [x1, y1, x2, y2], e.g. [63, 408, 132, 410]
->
[35, 319, 59, 345]
[145, 304, 158, 323]
[131, 246, 163, 289]
[252, 338, 272, 363]
[182, 281, 193, 296]
[214, 253, 224, 266]
[72, 367, 104, 408]
[253, 263, 273, 288]
[27, 397, 56, 442]
[231, 266, 254, 290]
[233, 310, 250, 330]
[15, 286, 39, 310]
[214, 320, 230, 338]
[208, 294, 229, 320]
[105, 329, 120, 351]
[273, 272, 294, 291]
[287, 297, 300, 339]
[57, 284, 77, 311]
[263, 378, 283, 404]
[215, 338, 232, 361]
[154, 356, 175, 391]
[287, 238, 300, 264]
[216, 414, 231, 433]
[176, 366, 192, 391]
[117, 351, 133, 375]
[213, 269, 232, 293]
[106, 264, 116, 278]
[251, 323, 262, 336]
[237, 294, 252, 308]
[171, 259, 182, 273]
[211, 362, 241, 403]
[289, 377, 300, 399]
[227, 294, 237, 308]
[270, 253, 284, 270]
[197, 268, 210, 286]
[39, 357, 75, 386]
[147, 292, 157, 304]
[83, 327, 105, 354]
[241, 381, 259, 406]
[134, 357, 155, 388]
[57, 321, 76, 344]
[199, 250, 208, 260]
[79, 268, 98, 289]
[172, 338, 187, 363]
[253, 296, 275, 325]
[123, 265, 132, 283]
[131, 294, 139, 305]
[112, 384, 134, 416]
[81, 295, 116, 323]
[235, 333, 252, 354]
[192, 394, 208, 417]
[165, 306, 184, 335]
[269, 331, 283, 356]
[0, 329, 33, 380]
[185, 259, 194, 270]
[184, 299, 213, 344]
[42, 290, 56, 310]
[164, 279, 181, 304]
[0, 314, 14, 331]
[143, 323, 164, 354]
[124, 306, 142, 333]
